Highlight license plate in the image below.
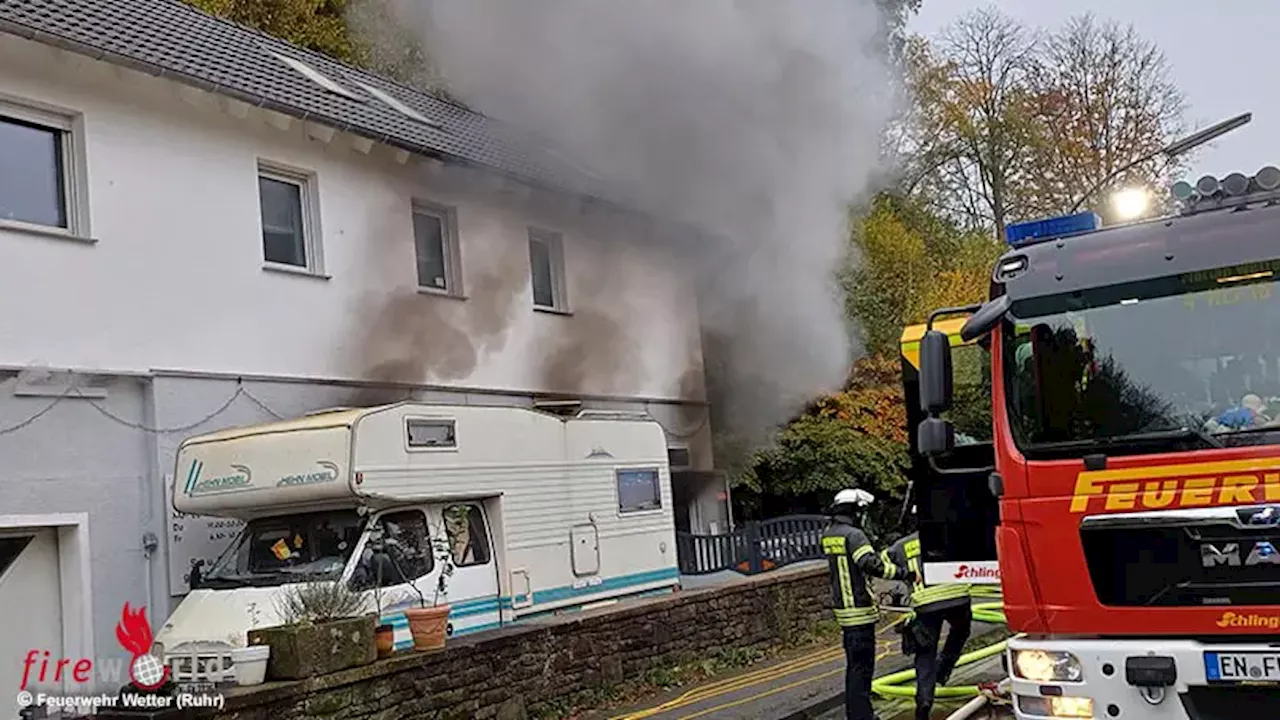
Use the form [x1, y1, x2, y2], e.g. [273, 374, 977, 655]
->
[1205, 652, 1280, 683]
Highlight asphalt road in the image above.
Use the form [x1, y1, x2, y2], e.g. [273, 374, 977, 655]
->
[596, 611, 1008, 720]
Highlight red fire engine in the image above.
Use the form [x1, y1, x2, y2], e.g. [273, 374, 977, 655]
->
[909, 168, 1280, 719]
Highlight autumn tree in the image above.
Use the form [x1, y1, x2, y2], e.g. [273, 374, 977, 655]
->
[185, 0, 447, 94]
[901, 8, 1189, 236]
[843, 193, 1003, 358]
[186, 0, 358, 62]
[898, 9, 1044, 239]
[1024, 14, 1187, 222]
[736, 356, 912, 540]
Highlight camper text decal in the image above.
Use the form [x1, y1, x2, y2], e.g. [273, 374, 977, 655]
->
[183, 459, 251, 496]
[277, 460, 341, 488]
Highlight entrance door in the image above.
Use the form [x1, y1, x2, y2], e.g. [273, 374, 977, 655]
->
[436, 503, 500, 637]
[1, 529, 63, 718]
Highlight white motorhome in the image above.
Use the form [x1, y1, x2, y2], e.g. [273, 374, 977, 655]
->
[156, 402, 679, 681]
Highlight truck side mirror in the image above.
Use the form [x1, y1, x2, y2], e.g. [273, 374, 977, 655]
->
[917, 416, 956, 456]
[919, 329, 954, 414]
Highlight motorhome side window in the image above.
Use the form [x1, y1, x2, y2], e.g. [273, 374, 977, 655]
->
[406, 418, 456, 449]
[351, 510, 434, 590]
[443, 504, 492, 567]
[616, 468, 662, 513]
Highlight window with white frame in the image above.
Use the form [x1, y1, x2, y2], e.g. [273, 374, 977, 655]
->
[0, 102, 79, 233]
[412, 201, 460, 294]
[528, 228, 567, 311]
[616, 468, 662, 514]
[258, 163, 321, 272]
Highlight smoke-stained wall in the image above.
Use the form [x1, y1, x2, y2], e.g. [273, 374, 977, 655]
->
[0, 34, 708, 409]
[375, 0, 905, 443]
[342, 159, 707, 403]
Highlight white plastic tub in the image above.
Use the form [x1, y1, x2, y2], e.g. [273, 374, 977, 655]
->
[230, 645, 271, 686]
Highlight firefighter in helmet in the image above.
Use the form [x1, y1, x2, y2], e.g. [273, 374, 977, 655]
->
[883, 532, 972, 720]
[822, 488, 913, 720]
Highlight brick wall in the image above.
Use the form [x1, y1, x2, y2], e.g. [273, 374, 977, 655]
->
[200, 565, 832, 720]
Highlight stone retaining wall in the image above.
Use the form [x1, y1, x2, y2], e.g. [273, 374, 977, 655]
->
[202, 565, 832, 720]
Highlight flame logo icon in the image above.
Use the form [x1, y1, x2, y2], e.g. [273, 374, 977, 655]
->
[115, 603, 170, 691]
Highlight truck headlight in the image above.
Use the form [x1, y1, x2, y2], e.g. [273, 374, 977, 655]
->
[1016, 695, 1094, 718]
[1012, 649, 1084, 682]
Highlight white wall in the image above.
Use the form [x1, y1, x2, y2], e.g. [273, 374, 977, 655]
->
[0, 35, 706, 402]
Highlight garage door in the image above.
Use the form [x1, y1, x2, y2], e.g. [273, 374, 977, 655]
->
[1, 529, 63, 719]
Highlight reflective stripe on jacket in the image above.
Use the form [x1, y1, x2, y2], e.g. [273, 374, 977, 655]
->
[883, 532, 970, 613]
[821, 515, 909, 627]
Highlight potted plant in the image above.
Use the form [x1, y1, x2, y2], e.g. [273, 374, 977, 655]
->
[246, 576, 377, 680]
[403, 515, 459, 651]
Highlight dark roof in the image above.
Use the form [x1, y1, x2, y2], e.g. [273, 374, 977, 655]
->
[1000, 201, 1280, 302]
[0, 0, 599, 196]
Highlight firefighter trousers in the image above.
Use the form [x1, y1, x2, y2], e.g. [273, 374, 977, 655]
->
[842, 624, 878, 720]
[913, 603, 972, 720]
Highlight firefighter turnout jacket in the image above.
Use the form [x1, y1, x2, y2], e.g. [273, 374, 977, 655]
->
[882, 532, 970, 613]
[821, 515, 910, 628]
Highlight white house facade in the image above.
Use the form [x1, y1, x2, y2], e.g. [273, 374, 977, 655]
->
[0, 0, 728, 698]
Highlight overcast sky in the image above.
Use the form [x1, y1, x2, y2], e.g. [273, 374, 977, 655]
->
[911, 1, 1271, 182]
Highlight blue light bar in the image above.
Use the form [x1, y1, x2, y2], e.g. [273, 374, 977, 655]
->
[1005, 212, 1102, 247]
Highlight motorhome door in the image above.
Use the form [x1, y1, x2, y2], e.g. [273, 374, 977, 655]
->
[433, 502, 501, 637]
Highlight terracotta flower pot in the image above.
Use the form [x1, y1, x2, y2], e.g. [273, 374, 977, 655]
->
[375, 624, 396, 658]
[403, 605, 451, 651]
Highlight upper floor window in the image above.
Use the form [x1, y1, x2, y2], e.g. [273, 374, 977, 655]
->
[413, 201, 461, 295]
[258, 161, 323, 275]
[0, 101, 82, 235]
[528, 228, 567, 311]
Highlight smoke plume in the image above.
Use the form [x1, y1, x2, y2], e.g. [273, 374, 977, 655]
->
[365, 1, 901, 440]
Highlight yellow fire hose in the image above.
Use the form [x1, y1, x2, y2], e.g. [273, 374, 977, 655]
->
[871, 586, 1014, 700]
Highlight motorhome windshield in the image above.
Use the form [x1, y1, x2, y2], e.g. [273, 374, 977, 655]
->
[201, 509, 364, 588]
[1002, 262, 1280, 459]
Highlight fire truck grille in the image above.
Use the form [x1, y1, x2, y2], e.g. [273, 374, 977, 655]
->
[1181, 686, 1280, 719]
[1081, 524, 1280, 607]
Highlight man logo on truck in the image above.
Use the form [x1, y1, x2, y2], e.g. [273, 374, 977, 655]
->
[1201, 540, 1280, 567]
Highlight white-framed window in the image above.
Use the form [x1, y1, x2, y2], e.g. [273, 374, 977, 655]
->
[257, 161, 323, 274]
[412, 200, 462, 295]
[528, 227, 567, 311]
[0, 98, 86, 237]
[616, 468, 662, 514]
[405, 417, 457, 451]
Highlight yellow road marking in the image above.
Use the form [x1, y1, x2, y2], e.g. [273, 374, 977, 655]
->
[673, 647, 899, 720]
[610, 614, 908, 720]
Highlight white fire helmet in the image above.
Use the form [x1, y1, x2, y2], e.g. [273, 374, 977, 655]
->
[833, 488, 876, 508]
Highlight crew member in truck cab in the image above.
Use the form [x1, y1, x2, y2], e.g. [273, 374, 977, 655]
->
[883, 532, 972, 720]
[822, 488, 913, 720]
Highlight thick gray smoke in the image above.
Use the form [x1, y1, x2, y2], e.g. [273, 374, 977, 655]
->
[370, 1, 900, 439]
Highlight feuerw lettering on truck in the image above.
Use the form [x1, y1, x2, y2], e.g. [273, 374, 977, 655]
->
[183, 458, 341, 496]
[1070, 457, 1280, 514]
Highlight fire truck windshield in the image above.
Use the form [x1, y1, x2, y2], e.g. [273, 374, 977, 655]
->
[1002, 264, 1280, 459]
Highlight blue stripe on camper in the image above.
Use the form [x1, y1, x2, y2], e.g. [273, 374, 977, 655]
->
[452, 620, 502, 637]
[503, 566, 680, 608]
[380, 612, 414, 651]
[378, 567, 679, 642]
